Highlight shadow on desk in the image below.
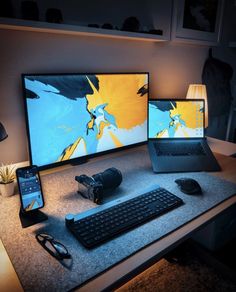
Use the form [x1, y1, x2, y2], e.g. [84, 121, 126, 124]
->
[32, 223, 74, 270]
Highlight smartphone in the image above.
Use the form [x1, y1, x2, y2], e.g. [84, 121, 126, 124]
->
[16, 165, 45, 212]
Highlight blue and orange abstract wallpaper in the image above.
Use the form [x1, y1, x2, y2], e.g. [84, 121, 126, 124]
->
[24, 73, 148, 167]
[149, 100, 204, 139]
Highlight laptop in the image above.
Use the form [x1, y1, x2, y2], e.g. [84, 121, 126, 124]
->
[148, 99, 221, 173]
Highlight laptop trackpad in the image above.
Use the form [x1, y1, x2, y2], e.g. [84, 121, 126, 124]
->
[157, 155, 205, 172]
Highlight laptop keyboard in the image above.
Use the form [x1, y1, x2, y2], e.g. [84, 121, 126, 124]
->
[154, 142, 206, 156]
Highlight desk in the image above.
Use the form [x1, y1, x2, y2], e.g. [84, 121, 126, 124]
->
[79, 152, 236, 292]
[207, 137, 236, 156]
[0, 143, 236, 292]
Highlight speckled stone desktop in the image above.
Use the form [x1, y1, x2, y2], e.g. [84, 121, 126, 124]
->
[0, 147, 236, 291]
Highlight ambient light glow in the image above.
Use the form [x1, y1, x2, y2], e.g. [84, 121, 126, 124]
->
[149, 100, 204, 139]
[23, 73, 148, 168]
[186, 84, 208, 127]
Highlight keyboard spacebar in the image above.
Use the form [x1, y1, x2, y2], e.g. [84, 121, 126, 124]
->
[111, 218, 142, 234]
[84, 218, 146, 245]
[91, 212, 157, 245]
[110, 212, 155, 234]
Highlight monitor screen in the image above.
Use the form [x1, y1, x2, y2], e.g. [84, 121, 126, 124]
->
[22, 73, 148, 169]
[148, 100, 204, 139]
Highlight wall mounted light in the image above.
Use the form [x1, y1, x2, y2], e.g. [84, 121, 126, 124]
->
[0, 122, 8, 142]
[186, 84, 208, 128]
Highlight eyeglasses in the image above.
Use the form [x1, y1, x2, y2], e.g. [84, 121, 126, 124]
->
[36, 233, 71, 260]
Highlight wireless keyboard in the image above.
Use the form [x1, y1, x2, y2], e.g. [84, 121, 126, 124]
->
[65, 187, 184, 248]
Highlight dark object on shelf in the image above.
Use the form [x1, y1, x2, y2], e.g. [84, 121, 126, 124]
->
[101, 23, 113, 30]
[88, 24, 100, 28]
[21, 1, 39, 21]
[75, 167, 122, 204]
[46, 8, 63, 24]
[122, 16, 140, 32]
[148, 29, 163, 35]
[0, 0, 15, 18]
[0, 122, 8, 142]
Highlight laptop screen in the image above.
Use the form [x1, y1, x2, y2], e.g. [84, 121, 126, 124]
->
[148, 100, 204, 139]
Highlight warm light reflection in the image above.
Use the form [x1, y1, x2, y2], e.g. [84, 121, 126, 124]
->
[186, 84, 208, 127]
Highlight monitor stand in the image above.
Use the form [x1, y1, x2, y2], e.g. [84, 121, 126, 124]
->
[70, 157, 88, 166]
[19, 209, 48, 228]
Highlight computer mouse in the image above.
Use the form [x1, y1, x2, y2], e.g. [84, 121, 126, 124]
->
[175, 178, 202, 195]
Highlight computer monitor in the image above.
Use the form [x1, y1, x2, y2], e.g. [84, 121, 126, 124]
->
[22, 73, 148, 170]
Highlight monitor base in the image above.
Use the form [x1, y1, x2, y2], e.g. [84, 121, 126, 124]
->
[70, 157, 88, 166]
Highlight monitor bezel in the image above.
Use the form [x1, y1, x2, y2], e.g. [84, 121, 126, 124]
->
[148, 98, 205, 140]
[22, 72, 149, 171]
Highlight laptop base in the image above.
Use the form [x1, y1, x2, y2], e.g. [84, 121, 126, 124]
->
[148, 138, 221, 173]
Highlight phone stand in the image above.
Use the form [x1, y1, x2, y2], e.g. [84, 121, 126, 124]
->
[19, 209, 48, 228]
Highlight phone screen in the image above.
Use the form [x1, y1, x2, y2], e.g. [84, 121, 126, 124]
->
[17, 166, 44, 212]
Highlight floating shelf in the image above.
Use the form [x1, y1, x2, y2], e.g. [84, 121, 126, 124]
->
[0, 17, 168, 42]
